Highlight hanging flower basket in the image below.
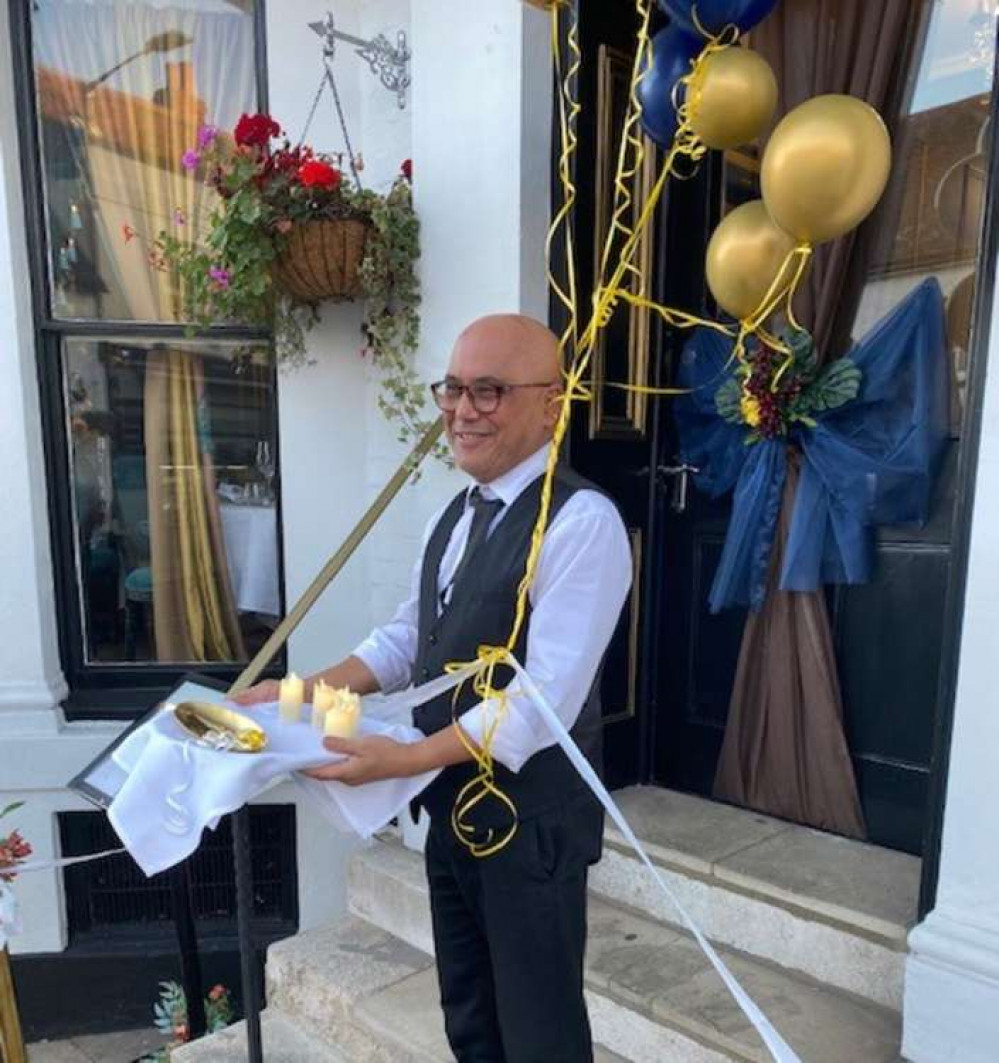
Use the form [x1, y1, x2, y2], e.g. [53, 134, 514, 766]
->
[154, 114, 442, 456]
[273, 217, 370, 303]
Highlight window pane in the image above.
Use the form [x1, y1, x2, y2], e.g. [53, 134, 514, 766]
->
[31, 0, 257, 322]
[65, 336, 280, 664]
[852, 0, 996, 436]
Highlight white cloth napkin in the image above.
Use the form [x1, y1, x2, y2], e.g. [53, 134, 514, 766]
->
[107, 702, 439, 877]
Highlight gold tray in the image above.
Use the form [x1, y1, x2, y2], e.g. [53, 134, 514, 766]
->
[172, 701, 268, 753]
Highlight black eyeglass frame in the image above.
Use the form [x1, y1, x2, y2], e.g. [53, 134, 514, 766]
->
[429, 379, 557, 413]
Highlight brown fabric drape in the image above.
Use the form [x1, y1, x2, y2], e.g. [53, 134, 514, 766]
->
[713, 455, 866, 837]
[712, 1, 913, 836]
[752, 0, 911, 357]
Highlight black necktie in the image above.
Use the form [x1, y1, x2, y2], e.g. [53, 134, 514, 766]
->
[442, 488, 504, 610]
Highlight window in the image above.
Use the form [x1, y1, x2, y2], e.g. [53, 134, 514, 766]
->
[17, 1, 282, 712]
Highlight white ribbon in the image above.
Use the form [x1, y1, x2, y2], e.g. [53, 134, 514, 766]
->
[506, 657, 802, 1063]
[10, 847, 128, 875]
[12, 656, 799, 1061]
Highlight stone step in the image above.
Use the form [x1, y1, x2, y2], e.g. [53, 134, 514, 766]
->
[591, 787, 918, 1011]
[347, 836, 903, 1062]
[170, 1008, 348, 1062]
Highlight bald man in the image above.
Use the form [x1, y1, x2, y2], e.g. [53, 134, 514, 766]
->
[236, 314, 632, 1061]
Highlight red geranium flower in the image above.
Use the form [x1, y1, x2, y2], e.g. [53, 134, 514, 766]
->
[233, 113, 281, 149]
[401, 158, 412, 182]
[297, 160, 341, 190]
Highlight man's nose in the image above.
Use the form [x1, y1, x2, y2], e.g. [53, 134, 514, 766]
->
[454, 389, 480, 419]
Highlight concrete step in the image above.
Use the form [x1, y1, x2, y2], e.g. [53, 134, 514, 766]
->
[590, 787, 918, 1011]
[170, 1008, 348, 1062]
[183, 913, 623, 1062]
[348, 836, 903, 1062]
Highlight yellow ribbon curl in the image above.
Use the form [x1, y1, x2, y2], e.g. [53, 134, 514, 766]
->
[444, 2, 809, 856]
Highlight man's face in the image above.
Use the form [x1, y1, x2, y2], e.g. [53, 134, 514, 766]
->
[443, 322, 560, 483]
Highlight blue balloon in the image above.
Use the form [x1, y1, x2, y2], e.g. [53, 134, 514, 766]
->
[658, 0, 779, 36]
[637, 26, 702, 148]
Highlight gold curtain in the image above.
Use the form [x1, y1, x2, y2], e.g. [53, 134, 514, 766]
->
[145, 351, 244, 662]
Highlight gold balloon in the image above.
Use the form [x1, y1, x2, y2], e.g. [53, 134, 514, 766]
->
[761, 94, 891, 245]
[688, 47, 777, 151]
[706, 200, 798, 321]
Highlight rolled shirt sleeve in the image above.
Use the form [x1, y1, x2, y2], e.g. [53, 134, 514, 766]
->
[458, 493, 633, 773]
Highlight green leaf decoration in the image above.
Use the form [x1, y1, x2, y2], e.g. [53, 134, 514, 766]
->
[0, 802, 24, 819]
[803, 357, 862, 414]
[715, 377, 743, 424]
[782, 326, 817, 378]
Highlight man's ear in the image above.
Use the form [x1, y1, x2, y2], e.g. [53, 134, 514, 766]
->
[544, 387, 565, 427]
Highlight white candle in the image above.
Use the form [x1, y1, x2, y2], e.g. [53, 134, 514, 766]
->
[323, 688, 362, 739]
[312, 680, 336, 728]
[278, 673, 304, 723]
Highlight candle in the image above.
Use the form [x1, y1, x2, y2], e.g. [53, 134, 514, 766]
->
[323, 687, 362, 739]
[311, 679, 336, 728]
[278, 673, 304, 723]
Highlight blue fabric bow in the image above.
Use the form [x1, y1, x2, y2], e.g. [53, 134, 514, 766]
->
[674, 278, 949, 613]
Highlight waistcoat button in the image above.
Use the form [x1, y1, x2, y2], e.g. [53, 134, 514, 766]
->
[428, 633, 438, 646]
[420, 667, 430, 680]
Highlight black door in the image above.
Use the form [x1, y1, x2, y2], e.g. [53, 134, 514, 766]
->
[563, 2, 995, 855]
[560, 0, 659, 791]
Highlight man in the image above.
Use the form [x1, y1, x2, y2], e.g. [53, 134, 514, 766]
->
[236, 314, 632, 1061]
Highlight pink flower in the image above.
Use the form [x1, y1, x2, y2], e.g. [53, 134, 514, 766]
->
[196, 125, 219, 150]
[181, 149, 200, 171]
[400, 158, 412, 181]
[174, 209, 186, 226]
[121, 223, 137, 244]
[208, 266, 230, 289]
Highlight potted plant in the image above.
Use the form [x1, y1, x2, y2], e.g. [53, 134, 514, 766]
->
[155, 114, 439, 453]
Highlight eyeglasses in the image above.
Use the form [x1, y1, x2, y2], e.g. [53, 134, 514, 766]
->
[430, 379, 556, 414]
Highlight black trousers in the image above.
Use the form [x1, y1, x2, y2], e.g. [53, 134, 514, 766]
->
[424, 790, 604, 1063]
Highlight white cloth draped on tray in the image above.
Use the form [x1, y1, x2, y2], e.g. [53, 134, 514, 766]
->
[108, 701, 439, 877]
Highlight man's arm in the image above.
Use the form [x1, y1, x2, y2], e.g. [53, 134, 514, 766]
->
[304, 492, 631, 784]
[302, 720, 478, 784]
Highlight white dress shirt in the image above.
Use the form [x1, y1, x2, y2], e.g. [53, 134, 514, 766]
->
[352, 444, 633, 773]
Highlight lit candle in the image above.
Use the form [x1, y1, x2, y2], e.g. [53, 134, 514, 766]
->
[311, 679, 336, 729]
[278, 673, 304, 723]
[323, 687, 362, 739]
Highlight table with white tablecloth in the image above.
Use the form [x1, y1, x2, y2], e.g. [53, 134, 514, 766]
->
[218, 500, 280, 616]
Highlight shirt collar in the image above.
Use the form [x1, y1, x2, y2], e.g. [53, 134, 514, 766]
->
[468, 443, 552, 509]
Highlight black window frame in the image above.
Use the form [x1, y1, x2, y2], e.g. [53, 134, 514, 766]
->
[9, 0, 286, 719]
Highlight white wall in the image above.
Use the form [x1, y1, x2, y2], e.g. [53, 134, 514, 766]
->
[903, 245, 999, 1060]
[0, 0, 554, 957]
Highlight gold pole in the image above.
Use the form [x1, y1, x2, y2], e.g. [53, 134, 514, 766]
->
[0, 947, 25, 1063]
[227, 418, 445, 697]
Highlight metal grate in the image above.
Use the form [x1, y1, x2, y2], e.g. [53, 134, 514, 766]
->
[59, 806, 298, 941]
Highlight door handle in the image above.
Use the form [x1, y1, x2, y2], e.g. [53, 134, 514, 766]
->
[656, 462, 699, 514]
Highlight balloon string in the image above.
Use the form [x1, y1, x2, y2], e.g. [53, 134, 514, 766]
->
[545, 4, 581, 355]
[444, 3, 743, 857]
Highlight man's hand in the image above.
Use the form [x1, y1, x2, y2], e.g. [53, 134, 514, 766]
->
[231, 679, 280, 706]
[302, 735, 419, 786]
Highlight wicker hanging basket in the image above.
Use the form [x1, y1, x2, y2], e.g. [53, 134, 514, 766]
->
[273, 217, 370, 303]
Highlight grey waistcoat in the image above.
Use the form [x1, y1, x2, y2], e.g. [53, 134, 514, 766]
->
[412, 466, 605, 835]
